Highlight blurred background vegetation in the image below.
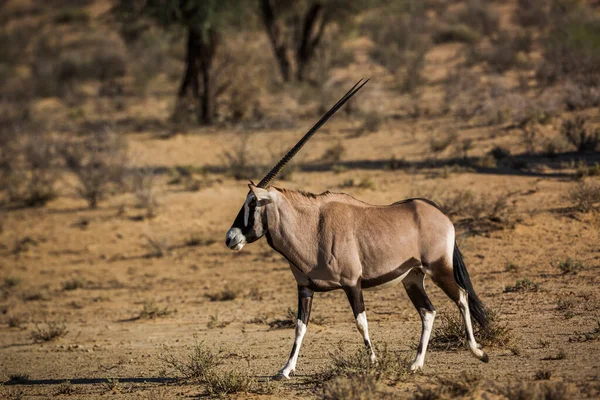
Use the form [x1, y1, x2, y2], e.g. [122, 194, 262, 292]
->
[0, 0, 599, 209]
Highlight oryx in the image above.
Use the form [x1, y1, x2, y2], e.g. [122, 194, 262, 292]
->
[225, 80, 489, 379]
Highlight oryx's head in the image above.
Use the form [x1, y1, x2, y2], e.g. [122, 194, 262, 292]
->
[225, 79, 369, 251]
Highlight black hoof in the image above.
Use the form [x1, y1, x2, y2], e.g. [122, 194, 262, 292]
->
[480, 352, 489, 363]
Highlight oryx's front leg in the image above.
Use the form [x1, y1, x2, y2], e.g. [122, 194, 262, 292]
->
[344, 284, 376, 364]
[276, 286, 313, 380]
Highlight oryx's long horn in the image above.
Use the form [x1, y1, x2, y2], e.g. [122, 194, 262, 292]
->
[256, 79, 369, 188]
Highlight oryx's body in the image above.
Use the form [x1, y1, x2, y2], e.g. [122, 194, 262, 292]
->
[225, 80, 489, 379]
[263, 189, 450, 292]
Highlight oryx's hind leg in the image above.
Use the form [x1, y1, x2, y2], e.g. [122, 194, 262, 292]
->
[430, 259, 488, 362]
[276, 285, 313, 380]
[402, 268, 436, 372]
[343, 284, 376, 364]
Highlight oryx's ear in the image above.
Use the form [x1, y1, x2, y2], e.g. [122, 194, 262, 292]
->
[248, 184, 273, 204]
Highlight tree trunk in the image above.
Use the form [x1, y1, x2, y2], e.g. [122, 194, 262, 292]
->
[260, 0, 292, 82]
[296, 3, 327, 82]
[197, 28, 219, 125]
[178, 29, 201, 100]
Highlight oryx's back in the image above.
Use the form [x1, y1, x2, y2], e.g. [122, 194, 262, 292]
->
[316, 196, 454, 283]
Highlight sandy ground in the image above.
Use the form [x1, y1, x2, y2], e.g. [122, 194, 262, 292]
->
[1, 110, 600, 399]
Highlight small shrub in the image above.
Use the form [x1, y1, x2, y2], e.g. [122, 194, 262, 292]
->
[135, 301, 174, 320]
[433, 24, 480, 44]
[455, 0, 499, 37]
[489, 146, 511, 161]
[3, 276, 21, 288]
[575, 162, 600, 179]
[204, 369, 253, 396]
[131, 167, 158, 217]
[268, 308, 296, 330]
[438, 190, 517, 235]
[221, 133, 264, 180]
[340, 178, 376, 190]
[53, 8, 90, 24]
[207, 314, 231, 329]
[62, 278, 85, 291]
[322, 374, 377, 400]
[321, 142, 345, 164]
[159, 341, 221, 381]
[567, 181, 600, 212]
[514, 0, 549, 28]
[569, 321, 600, 342]
[429, 131, 457, 155]
[184, 234, 215, 247]
[55, 381, 76, 395]
[31, 321, 68, 342]
[142, 234, 170, 258]
[504, 278, 539, 293]
[556, 258, 585, 275]
[205, 287, 238, 302]
[430, 310, 513, 351]
[7, 314, 25, 328]
[61, 130, 127, 209]
[543, 349, 566, 360]
[561, 117, 600, 152]
[355, 113, 383, 136]
[535, 370, 552, 380]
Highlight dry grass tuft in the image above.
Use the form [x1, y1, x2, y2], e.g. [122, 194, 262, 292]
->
[31, 321, 68, 342]
[430, 310, 513, 351]
[556, 258, 585, 275]
[142, 234, 170, 258]
[205, 287, 239, 302]
[438, 190, 517, 235]
[504, 278, 539, 293]
[135, 301, 174, 320]
[535, 370, 552, 380]
[159, 342, 265, 396]
[569, 321, 600, 343]
[567, 181, 600, 212]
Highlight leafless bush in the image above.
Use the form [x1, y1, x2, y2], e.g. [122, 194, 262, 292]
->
[205, 287, 239, 302]
[31, 321, 68, 342]
[433, 23, 480, 44]
[221, 133, 264, 180]
[438, 190, 517, 234]
[61, 129, 127, 208]
[142, 234, 169, 258]
[560, 81, 600, 110]
[321, 141, 345, 164]
[32, 32, 127, 98]
[430, 310, 513, 351]
[561, 117, 600, 152]
[2, 132, 59, 207]
[135, 301, 174, 320]
[567, 181, 600, 212]
[454, 0, 499, 37]
[514, 0, 549, 28]
[504, 278, 539, 293]
[428, 131, 457, 155]
[131, 167, 158, 217]
[536, 3, 600, 86]
[354, 113, 384, 136]
[160, 341, 221, 381]
[365, 6, 430, 93]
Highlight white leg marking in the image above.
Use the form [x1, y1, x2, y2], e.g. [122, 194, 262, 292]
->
[458, 289, 485, 359]
[356, 312, 377, 364]
[278, 320, 307, 379]
[410, 310, 436, 371]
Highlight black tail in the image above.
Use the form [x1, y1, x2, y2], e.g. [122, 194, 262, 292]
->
[453, 244, 489, 329]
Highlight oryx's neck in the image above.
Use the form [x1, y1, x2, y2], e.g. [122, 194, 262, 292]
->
[265, 191, 320, 274]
